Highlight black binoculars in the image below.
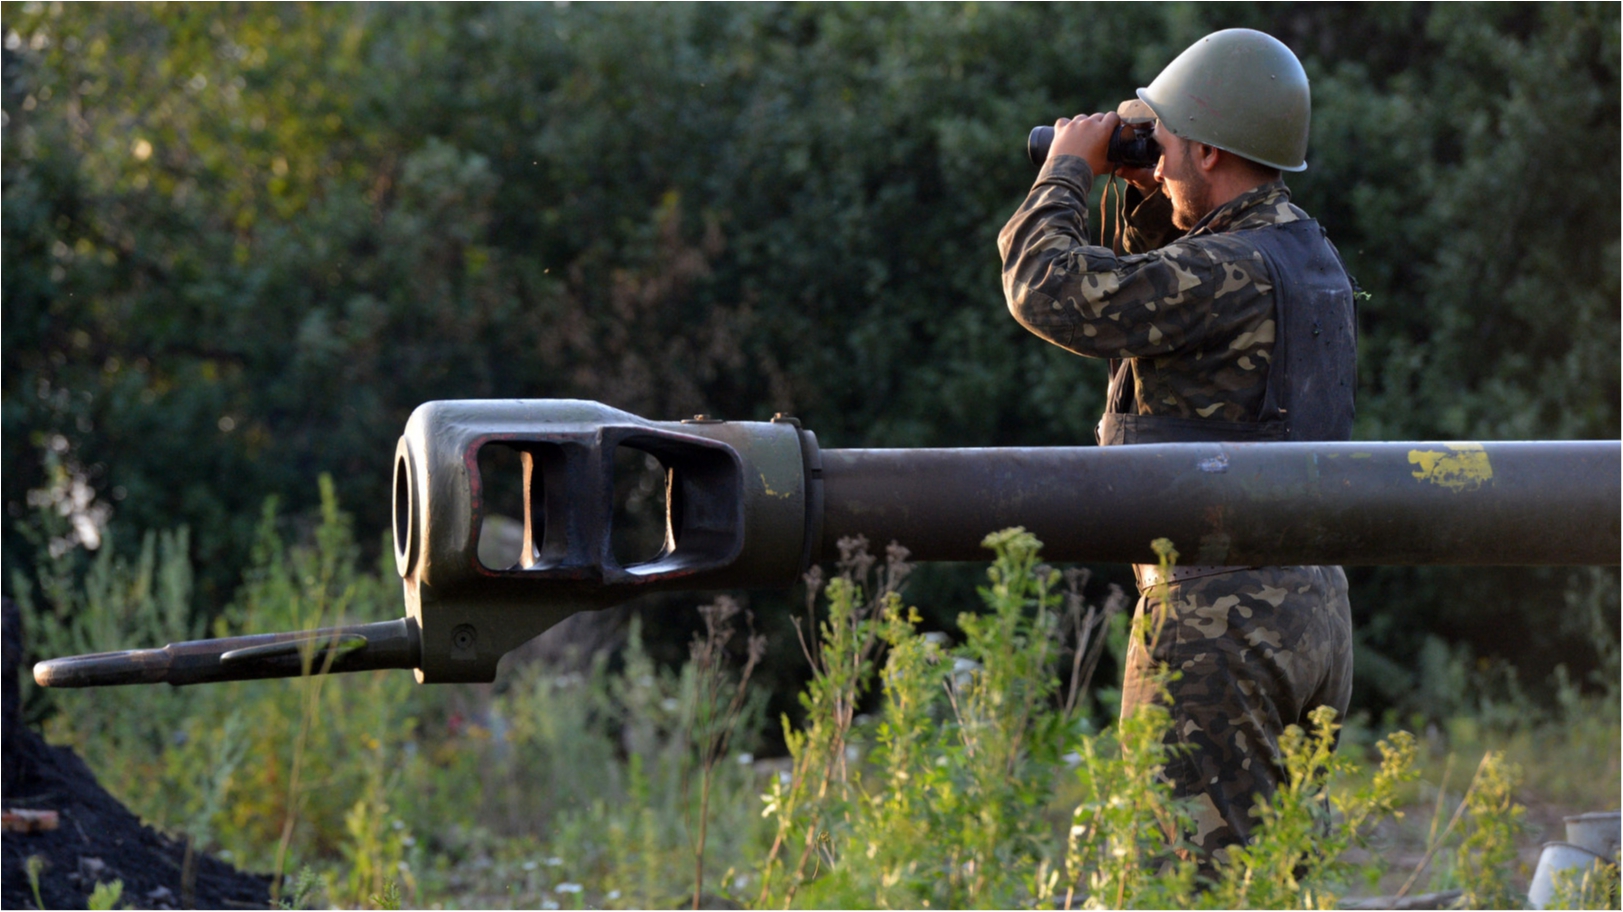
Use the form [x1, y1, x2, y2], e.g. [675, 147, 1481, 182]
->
[1026, 123, 1161, 169]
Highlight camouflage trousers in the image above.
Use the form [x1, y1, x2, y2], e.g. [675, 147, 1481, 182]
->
[1119, 564, 1354, 858]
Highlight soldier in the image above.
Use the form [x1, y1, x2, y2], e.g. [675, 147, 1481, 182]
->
[998, 29, 1357, 861]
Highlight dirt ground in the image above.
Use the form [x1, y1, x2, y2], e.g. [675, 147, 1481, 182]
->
[2, 599, 273, 910]
[1342, 792, 1582, 900]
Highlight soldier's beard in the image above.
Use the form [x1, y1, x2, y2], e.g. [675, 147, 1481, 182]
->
[1163, 146, 1214, 230]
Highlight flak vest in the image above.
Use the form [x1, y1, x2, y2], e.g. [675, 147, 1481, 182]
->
[1096, 218, 1357, 448]
[1097, 218, 1357, 586]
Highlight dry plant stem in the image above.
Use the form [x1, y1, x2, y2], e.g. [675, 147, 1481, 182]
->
[1395, 751, 1490, 899]
[1062, 588, 1096, 719]
[1425, 756, 1454, 865]
[800, 570, 822, 673]
[762, 715, 845, 907]
[756, 811, 791, 905]
[756, 571, 826, 907]
[944, 680, 972, 760]
[692, 769, 712, 911]
[687, 598, 764, 910]
[781, 679, 841, 904]
[782, 730, 841, 907]
[1076, 587, 1124, 709]
[271, 622, 344, 905]
[997, 573, 1054, 779]
[181, 834, 197, 909]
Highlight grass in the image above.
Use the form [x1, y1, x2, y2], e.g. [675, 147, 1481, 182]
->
[16, 482, 1621, 909]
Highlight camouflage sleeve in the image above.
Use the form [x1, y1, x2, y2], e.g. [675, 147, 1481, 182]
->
[997, 156, 1234, 360]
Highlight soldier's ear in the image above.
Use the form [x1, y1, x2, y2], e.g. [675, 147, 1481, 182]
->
[1196, 143, 1223, 173]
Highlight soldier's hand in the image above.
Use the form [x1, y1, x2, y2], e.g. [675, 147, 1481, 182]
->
[1115, 165, 1161, 196]
[1051, 112, 1120, 176]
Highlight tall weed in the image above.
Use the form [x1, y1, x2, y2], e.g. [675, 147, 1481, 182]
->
[685, 597, 766, 908]
[769, 530, 1159, 908]
[1451, 752, 1526, 909]
[755, 537, 898, 907]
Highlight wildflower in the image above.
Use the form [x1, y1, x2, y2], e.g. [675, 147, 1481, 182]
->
[556, 882, 583, 894]
[737, 752, 754, 765]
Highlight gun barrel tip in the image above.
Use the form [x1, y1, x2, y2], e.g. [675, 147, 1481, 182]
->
[30, 650, 160, 688]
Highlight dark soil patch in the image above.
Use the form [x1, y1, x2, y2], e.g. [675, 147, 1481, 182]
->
[2, 598, 273, 910]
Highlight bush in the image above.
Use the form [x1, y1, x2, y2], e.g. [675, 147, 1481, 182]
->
[5, 5, 1617, 705]
[20, 498, 1616, 908]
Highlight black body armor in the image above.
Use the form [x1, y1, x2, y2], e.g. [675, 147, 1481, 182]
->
[1096, 218, 1357, 446]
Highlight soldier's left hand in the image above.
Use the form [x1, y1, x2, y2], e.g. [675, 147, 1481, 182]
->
[1115, 165, 1161, 196]
[1051, 112, 1120, 176]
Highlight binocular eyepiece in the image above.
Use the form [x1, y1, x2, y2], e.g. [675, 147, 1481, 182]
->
[1026, 124, 1161, 170]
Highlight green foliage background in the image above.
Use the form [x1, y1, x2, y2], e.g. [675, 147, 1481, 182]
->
[3, 4, 1618, 710]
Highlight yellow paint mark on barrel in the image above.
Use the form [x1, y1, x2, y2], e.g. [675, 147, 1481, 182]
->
[761, 472, 793, 498]
[1408, 444, 1493, 491]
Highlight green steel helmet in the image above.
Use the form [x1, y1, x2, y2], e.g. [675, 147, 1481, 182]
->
[1136, 28, 1311, 172]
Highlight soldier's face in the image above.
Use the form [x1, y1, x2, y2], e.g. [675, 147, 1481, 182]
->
[1153, 125, 1213, 230]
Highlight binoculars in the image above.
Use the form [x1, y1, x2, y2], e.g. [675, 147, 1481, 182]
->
[1027, 124, 1161, 169]
[1027, 98, 1161, 169]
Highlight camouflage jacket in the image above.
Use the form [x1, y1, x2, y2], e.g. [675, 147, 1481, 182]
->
[998, 154, 1309, 423]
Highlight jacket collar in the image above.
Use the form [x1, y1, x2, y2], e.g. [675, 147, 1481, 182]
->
[1186, 180, 1294, 236]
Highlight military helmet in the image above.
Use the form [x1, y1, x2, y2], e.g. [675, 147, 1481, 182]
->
[1136, 28, 1311, 172]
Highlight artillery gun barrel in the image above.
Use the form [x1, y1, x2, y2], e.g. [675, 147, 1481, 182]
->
[33, 400, 1620, 688]
[821, 441, 1617, 565]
